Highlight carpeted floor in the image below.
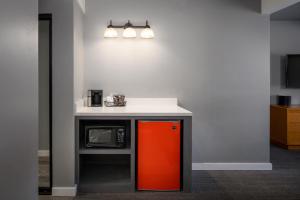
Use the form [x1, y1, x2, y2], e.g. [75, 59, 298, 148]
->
[39, 145, 300, 200]
[39, 156, 50, 188]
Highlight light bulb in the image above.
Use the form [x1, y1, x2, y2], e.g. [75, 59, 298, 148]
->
[123, 27, 137, 38]
[141, 28, 154, 39]
[104, 27, 118, 38]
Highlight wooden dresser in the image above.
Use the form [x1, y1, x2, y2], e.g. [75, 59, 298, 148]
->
[270, 105, 300, 150]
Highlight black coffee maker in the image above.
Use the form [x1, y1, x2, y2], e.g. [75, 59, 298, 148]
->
[88, 90, 103, 107]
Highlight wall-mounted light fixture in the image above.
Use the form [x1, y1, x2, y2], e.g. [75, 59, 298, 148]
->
[122, 21, 137, 38]
[104, 21, 118, 38]
[104, 20, 154, 39]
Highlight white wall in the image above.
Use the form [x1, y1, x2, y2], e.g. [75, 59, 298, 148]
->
[74, 0, 85, 102]
[76, 0, 86, 13]
[271, 21, 300, 104]
[84, 0, 270, 163]
[0, 0, 38, 199]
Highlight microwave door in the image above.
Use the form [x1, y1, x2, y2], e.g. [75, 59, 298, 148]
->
[86, 128, 117, 148]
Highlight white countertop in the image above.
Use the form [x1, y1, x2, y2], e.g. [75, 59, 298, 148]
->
[75, 98, 192, 117]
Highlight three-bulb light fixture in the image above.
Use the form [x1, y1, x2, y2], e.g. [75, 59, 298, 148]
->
[104, 20, 154, 39]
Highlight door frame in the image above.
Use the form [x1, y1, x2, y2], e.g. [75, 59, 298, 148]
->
[38, 13, 53, 195]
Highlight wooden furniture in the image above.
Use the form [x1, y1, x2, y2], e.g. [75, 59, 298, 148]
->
[270, 105, 300, 150]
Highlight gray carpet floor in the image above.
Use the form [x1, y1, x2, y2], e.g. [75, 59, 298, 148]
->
[39, 156, 50, 188]
[40, 145, 300, 200]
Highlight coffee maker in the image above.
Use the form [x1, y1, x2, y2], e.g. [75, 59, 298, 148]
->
[87, 90, 103, 107]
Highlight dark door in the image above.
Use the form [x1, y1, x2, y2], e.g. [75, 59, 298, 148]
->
[38, 14, 52, 195]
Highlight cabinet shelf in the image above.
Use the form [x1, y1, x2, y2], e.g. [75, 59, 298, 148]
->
[78, 154, 131, 193]
[79, 148, 131, 155]
[79, 163, 131, 193]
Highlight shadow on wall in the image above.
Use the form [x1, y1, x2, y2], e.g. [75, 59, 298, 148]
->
[189, 0, 261, 14]
[234, 0, 261, 13]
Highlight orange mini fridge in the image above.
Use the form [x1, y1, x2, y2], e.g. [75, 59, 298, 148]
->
[137, 121, 181, 191]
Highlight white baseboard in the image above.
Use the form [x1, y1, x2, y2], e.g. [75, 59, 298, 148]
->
[38, 150, 49, 157]
[192, 163, 272, 170]
[52, 185, 77, 197]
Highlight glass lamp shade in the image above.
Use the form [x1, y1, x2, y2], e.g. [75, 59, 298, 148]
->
[140, 28, 154, 39]
[104, 27, 118, 38]
[122, 27, 137, 38]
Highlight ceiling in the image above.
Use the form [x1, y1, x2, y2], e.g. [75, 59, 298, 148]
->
[271, 2, 300, 20]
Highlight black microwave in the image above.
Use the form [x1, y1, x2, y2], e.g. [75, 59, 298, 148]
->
[84, 126, 126, 148]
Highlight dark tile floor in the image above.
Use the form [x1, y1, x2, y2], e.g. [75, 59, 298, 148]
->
[40, 145, 300, 200]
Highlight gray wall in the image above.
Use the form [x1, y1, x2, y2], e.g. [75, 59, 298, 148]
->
[270, 21, 300, 104]
[39, 20, 50, 150]
[84, 0, 270, 163]
[0, 0, 38, 199]
[39, 0, 75, 187]
[74, 0, 85, 102]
